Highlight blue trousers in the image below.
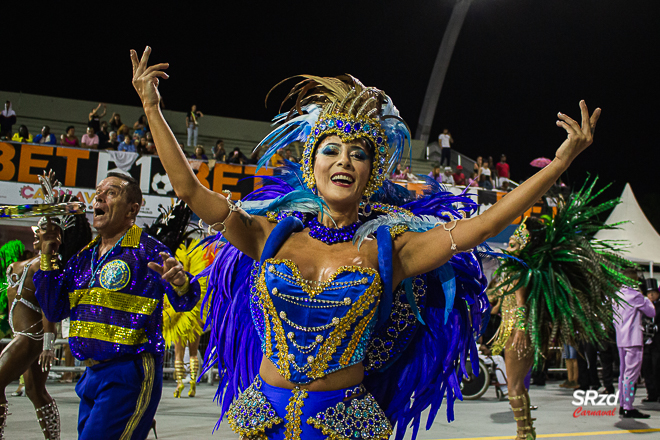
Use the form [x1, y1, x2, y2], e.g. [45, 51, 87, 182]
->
[75, 353, 162, 440]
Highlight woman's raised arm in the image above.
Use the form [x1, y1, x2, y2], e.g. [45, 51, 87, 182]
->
[130, 47, 274, 260]
[393, 101, 600, 286]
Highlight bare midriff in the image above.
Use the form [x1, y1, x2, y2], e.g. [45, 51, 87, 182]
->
[259, 356, 364, 391]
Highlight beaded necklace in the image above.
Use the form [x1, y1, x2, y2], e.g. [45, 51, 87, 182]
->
[306, 217, 361, 244]
[88, 229, 129, 289]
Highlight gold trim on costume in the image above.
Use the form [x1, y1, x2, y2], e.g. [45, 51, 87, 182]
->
[120, 353, 155, 439]
[284, 388, 308, 440]
[258, 265, 291, 378]
[256, 259, 382, 381]
[69, 288, 159, 315]
[311, 280, 380, 377]
[120, 225, 142, 248]
[69, 320, 148, 345]
[78, 224, 142, 254]
[339, 307, 377, 366]
[265, 258, 379, 298]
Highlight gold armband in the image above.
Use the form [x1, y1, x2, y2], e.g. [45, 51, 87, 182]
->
[514, 306, 527, 331]
[40, 253, 60, 271]
[171, 276, 190, 296]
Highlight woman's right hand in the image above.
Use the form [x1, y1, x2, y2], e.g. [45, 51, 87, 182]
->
[130, 47, 169, 110]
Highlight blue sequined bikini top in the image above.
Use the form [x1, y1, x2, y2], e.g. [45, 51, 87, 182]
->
[250, 258, 382, 384]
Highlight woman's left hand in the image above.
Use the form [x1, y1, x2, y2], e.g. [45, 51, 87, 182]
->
[555, 100, 601, 166]
[131, 46, 169, 110]
[39, 350, 55, 372]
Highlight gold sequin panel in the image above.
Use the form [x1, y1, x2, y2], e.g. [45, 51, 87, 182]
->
[69, 321, 148, 345]
[69, 288, 159, 315]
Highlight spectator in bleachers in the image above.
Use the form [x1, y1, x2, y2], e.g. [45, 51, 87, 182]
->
[467, 172, 479, 187]
[97, 121, 110, 145]
[88, 103, 106, 133]
[473, 156, 483, 176]
[0, 101, 17, 139]
[118, 135, 136, 152]
[33, 126, 57, 145]
[109, 112, 123, 133]
[247, 149, 260, 165]
[428, 164, 442, 183]
[480, 173, 493, 190]
[496, 154, 510, 187]
[117, 124, 130, 142]
[453, 165, 466, 186]
[500, 180, 511, 192]
[133, 115, 149, 137]
[132, 133, 142, 152]
[213, 139, 227, 162]
[438, 128, 453, 167]
[145, 132, 156, 153]
[228, 147, 248, 165]
[60, 126, 80, 147]
[284, 148, 298, 163]
[193, 146, 208, 160]
[186, 104, 204, 147]
[270, 148, 285, 167]
[405, 166, 418, 182]
[137, 137, 150, 155]
[81, 127, 100, 149]
[390, 163, 406, 180]
[480, 159, 493, 188]
[11, 125, 33, 143]
[443, 167, 455, 186]
[99, 131, 119, 150]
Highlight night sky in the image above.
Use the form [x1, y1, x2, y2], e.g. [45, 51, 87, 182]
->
[6, 1, 660, 229]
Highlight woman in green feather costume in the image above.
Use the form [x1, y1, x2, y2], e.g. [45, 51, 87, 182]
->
[488, 178, 636, 440]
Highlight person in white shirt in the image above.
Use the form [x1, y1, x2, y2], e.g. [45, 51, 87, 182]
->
[438, 128, 453, 166]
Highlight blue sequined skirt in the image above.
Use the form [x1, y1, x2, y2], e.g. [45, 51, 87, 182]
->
[227, 375, 392, 439]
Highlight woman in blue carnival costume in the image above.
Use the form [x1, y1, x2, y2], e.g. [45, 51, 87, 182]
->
[488, 183, 635, 440]
[0, 172, 92, 440]
[131, 46, 600, 439]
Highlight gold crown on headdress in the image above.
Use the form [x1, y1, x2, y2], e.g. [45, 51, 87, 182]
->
[512, 217, 531, 248]
[275, 75, 390, 199]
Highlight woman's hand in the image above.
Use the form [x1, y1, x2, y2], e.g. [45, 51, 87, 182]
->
[555, 100, 601, 166]
[511, 329, 527, 358]
[130, 46, 169, 110]
[38, 350, 55, 372]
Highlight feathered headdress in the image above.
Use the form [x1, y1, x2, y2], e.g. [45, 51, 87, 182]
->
[494, 177, 637, 368]
[143, 200, 198, 254]
[255, 75, 410, 199]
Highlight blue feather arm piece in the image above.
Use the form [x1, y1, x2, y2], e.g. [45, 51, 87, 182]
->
[360, 180, 494, 439]
[197, 244, 261, 432]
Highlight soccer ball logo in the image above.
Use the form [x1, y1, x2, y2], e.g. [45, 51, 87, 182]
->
[152, 173, 173, 195]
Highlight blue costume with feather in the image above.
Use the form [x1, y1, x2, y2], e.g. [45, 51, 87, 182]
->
[197, 75, 492, 440]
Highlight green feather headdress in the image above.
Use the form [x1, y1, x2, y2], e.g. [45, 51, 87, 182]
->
[495, 177, 637, 368]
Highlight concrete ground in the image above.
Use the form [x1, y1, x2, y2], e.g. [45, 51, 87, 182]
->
[3, 379, 660, 440]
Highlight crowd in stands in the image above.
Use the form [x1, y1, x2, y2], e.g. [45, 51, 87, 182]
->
[390, 153, 510, 192]
[0, 99, 261, 164]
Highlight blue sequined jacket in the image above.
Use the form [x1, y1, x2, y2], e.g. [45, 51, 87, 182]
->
[34, 225, 201, 362]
